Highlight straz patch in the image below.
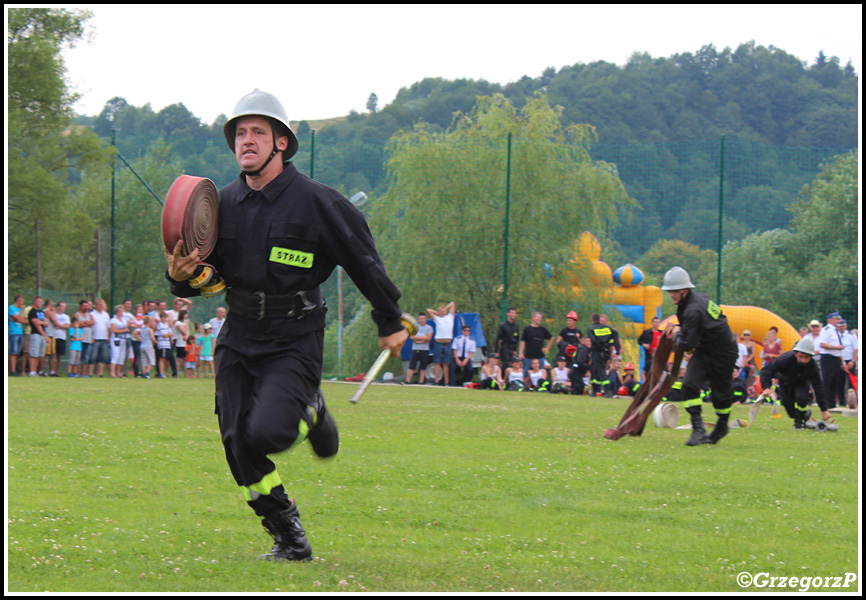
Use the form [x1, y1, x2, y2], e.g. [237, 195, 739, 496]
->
[707, 301, 721, 320]
[269, 247, 314, 269]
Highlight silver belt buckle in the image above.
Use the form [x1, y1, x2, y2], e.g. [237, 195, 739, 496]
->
[287, 290, 316, 320]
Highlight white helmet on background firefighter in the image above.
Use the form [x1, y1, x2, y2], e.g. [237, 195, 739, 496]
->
[660, 266, 695, 291]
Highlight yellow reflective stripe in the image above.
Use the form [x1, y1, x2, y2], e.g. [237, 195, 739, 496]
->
[683, 397, 703, 408]
[594, 327, 612, 336]
[794, 402, 808, 411]
[672, 381, 682, 389]
[707, 301, 721, 320]
[715, 406, 732, 415]
[297, 418, 310, 444]
[241, 470, 282, 502]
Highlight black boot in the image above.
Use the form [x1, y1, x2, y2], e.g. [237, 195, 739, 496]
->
[307, 390, 339, 458]
[259, 501, 313, 562]
[685, 406, 708, 446]
[707, 413, 730, 445]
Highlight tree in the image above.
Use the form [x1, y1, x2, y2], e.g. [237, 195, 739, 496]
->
[366, 92, 378, 114]
[721, 151, 858, 328]
[369, 93, 634, 345]
[7, 8, 111, 291]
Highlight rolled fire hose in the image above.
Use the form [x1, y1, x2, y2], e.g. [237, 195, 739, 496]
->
[652, 402, 679, 428]
[161, 175, 225, 296]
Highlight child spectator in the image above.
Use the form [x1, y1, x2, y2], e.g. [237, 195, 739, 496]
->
[184, 335, 200, 378]
[155, 312, 172, 378]
[139, 315, 157, 379]
[67, 316, 83, 377]
[200, 323, 215, 378]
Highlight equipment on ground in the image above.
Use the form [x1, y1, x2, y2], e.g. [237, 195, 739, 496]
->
[604, 324, 683, 440]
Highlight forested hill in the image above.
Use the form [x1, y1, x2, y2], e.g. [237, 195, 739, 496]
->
[319, 42, 857, 147]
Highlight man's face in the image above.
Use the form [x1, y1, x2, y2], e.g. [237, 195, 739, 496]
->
[652, 317, 660, 330]
[216, 307, 226, 319]
[566, 317, 577, 327]
[532, 312, 542, 326]
[33, 297, 43, 309]
[58, 302, 66, 314]
[234, 116, 286, 172]
[794, 351, 812, 365]
[418, 315, 427, 326]
[667, 289, 689, 305]
[507, 309, 516, 322]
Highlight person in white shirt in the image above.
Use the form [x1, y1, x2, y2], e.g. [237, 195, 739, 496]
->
[50, 300, 71, 376]
[451, 324, 477, 386]
[838, 318, 858, 387]
[817, 311, 846, 408]
[109, 304, 131, 377]
[208, 306, 226, 346]
[550, 355, 572, 393]
[427, 301, 456, 386]
[479, 353, 504, 390]
[90, 298, 112, 377]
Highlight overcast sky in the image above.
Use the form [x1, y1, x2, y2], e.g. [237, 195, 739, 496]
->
[57, 4, 862, 124]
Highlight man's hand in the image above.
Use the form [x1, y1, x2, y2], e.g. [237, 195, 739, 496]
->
[821, 410, 832, 421]
[165, 240, 200, 282]
[379, 328, 409, 358]
[665, 325, 680, 339]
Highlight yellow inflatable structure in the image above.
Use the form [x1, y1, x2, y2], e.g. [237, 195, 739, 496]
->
[661, 306, 800, 370]
[570, 232, 662, 338]
[569, 232, 800, 369]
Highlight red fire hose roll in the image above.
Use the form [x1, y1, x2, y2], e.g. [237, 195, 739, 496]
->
[161, 175, 219, 258]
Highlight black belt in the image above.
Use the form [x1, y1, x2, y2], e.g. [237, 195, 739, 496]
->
[226, 287, 321, 320]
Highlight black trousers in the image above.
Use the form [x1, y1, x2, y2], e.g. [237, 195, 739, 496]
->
[681, 342, 738, 412]
[820, 354, 845, 408]
[214, 324, 323, 516]
[590, 350, 610, 393]
[779, 382, 813, 421]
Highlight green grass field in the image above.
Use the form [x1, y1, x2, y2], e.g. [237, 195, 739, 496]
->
[7, 377, 860, 593]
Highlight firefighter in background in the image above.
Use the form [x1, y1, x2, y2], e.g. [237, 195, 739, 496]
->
[662, 266, 738, 446]
[760, 336, 829, 429]
[587, 313, 617, 397]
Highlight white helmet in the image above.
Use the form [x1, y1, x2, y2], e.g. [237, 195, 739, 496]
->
[223, 89, 298, 160]
[793, 337, 815, 356]
[660, 266, 696, 291]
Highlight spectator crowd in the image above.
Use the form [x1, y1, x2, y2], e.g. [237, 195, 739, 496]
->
[8, 294, 225, 380]
[399, 302, 858, 410]
[8, 294, 858, 410]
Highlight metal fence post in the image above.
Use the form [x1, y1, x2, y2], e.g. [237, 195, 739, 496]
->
[716, 135, 725, 304]
[501, 132, 512, 323]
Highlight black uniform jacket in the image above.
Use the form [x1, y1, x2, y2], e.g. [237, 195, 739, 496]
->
[588, 322, 617, 355]
[496, 320, 520, 351]
[760, 350, 825, 406]
[673, 290, 733, 354]
[169, 162, 403, 351]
